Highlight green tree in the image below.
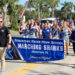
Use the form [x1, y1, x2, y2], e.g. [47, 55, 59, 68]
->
[0, 0, 22, 30]
[28, 0, 50, 19]
[28, 0, 60, 18]
[46, 0, 60, 17]
[0, 0, 19, 13]
[54, 9, 61, 18]
[61, 2, 74, 19]
[8, 4, 23, 30]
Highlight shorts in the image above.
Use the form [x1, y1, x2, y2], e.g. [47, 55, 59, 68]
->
[64, 36, 69, 42]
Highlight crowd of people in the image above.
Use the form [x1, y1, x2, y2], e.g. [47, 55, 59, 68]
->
[18, 19, 75, 55]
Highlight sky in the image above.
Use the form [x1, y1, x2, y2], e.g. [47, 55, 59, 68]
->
[17, 0, 75, 11]
[18, 0, 75, 5]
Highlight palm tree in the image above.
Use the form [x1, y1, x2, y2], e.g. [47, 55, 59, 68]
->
[27, 0, 60, 18]
[61, 2, 74, 19]
[51, 0, 60, 17]
[0, 0, 19, 26]
[46, 0, 60, 17]
[28, 0, 50, 19]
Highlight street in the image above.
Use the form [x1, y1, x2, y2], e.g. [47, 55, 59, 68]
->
[0, 0, 75, 75]
[0, 46, 75, 75]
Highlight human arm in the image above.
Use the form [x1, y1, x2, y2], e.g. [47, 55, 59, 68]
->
[7, 34, 11, 49]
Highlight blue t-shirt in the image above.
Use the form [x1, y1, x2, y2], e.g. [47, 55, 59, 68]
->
[69, 21, 72, 24]
[42, 28, 51, 38]
[57, 22, 60, 26]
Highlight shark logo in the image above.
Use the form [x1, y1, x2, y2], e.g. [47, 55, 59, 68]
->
[6, 47, 13, 59]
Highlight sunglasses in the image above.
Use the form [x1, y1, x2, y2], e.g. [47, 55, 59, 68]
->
[0, 21, 3, 23]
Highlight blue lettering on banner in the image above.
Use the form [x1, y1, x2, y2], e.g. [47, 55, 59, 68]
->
[12, 37, 64, 62]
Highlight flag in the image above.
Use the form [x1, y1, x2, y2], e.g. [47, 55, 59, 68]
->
[20, 1, 28, 17]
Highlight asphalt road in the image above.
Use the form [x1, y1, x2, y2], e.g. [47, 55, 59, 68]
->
[0, 46, 75, 75]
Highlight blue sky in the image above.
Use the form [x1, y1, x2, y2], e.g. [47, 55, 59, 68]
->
[18, 0, 75, 11]
[58, 0, 75, 9]
[60, 0, 75, 3]
[18, 0, 75, 5]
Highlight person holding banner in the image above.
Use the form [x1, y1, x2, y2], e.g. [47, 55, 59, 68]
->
[0, 15, 11, 72]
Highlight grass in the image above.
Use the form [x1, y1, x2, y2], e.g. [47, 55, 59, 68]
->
[12, 35, 20, 37]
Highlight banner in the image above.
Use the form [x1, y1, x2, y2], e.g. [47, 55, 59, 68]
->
[8, 37, 64, 62]
[6, 42, 21, 60]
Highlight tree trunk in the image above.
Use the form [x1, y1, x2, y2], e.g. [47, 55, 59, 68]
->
[52, 7, 55, 18]
[38, 3, 40, 19]
[71, 12, 72, 19]
[3, 3, 8, 26]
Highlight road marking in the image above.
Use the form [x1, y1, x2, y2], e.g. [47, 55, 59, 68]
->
[10, 63, 33, 75]
[18, 64, 39, 75]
